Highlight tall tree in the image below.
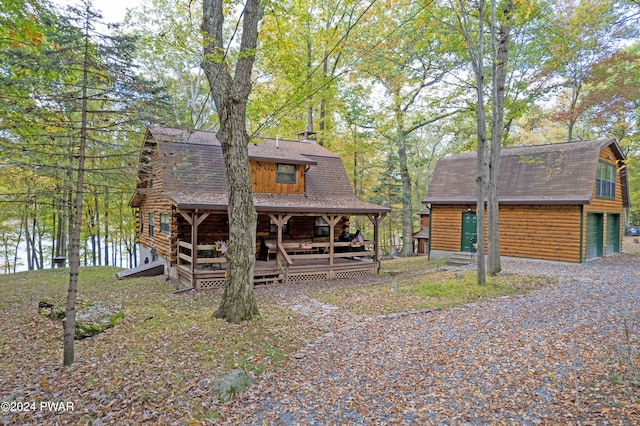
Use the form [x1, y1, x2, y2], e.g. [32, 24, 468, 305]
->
[202, 0, 262, 323]
[486, 0, 514, 276]
[253, 0, 363, 140]
[0, 0, 165, 362]
[353, 0, 464, 256]
[547, 0, 639, 141]
[124, 0, 217, 130]
[457, 0, 488, 284]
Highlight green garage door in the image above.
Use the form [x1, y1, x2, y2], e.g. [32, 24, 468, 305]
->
[586, 213, 604, 260]
[606, 213, 620, 255]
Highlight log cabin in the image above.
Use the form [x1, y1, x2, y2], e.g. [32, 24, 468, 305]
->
[128, 126, 390, 289]
[424, 139, 630, 263]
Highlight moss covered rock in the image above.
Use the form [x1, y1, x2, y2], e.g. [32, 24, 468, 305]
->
[57, 301, 124, 339]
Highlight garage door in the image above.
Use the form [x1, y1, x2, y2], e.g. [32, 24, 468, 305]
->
[606, 213, 620, 255]
[586, 213, 603, 260]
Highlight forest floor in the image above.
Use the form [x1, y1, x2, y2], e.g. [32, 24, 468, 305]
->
[0, 241, 639, 425]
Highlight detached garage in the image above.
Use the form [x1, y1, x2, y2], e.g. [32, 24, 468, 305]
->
[424, 139, 630, 263]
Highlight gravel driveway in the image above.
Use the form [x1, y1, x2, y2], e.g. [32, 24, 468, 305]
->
[218, 254, 640, 425]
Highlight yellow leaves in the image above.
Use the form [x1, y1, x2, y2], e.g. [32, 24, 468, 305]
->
[39, 376, 50, 391]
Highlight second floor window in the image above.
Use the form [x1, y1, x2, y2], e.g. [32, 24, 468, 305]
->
[276, 164, 296, 184]
[596, 161, 615, 199]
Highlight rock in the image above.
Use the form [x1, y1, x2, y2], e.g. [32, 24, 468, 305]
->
[38, 299, 55, 310]
[210, 369, 255, 402]
[38, 299, 66, 320]
[62, 301, 124, 339]
[49, 306, 67, 321]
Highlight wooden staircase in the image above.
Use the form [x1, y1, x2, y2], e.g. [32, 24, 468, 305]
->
[446, 251, 476, 266]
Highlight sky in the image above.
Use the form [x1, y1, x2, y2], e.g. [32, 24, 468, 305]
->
[53, 0, 144, 25]
[92, 0, 142, 24]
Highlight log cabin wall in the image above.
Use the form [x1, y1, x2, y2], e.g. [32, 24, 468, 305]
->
[580, 146, 625, 260]
[173, 213, 229, 258]
[429, 205, 469, 252]
[250, 161, 305, 194]
[498, 205, 582, 262]
[136, 149, 175, 263]
[430, 204, 583, 262]
[287, 216, 315, 240]
[257, 214, 271, 239]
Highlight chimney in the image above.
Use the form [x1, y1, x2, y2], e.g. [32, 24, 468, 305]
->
[297, 129, 317, 141]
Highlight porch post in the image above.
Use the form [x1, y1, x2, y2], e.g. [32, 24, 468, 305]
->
[269, 214, 292, 264]
[191, 209, 198, 289]
[322, 215, 342, 266]
[368, 213, 386, 272]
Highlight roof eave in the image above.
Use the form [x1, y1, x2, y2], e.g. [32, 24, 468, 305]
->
[249, 155, 317, 165]
[170, 202, 389, 215]
[425, 198, 590, 205]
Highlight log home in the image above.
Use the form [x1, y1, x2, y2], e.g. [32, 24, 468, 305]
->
[129, 126, 390, 288]
[424, 139, 630, 263]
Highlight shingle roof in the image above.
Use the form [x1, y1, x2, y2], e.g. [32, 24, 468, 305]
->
[425, 139, 630, 207]
[134, 126, 390, 214]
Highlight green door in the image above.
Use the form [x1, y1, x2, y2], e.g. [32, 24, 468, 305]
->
[606, 213, 620, 255]
[461, 211, 477, 252]
[586, 213, 604, 260]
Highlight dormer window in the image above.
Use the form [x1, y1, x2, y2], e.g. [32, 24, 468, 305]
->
[276, 164, 296, 184]
[596, 161, 615, 199]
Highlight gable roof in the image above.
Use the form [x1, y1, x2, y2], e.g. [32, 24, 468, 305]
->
[132, 126, 390, 214]
[425, 139, 630, 207]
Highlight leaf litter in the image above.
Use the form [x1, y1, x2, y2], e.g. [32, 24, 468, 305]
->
[0, 255, 639, 425]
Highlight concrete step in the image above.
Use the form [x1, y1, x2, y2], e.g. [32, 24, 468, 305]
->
[446, 251, 475, 266]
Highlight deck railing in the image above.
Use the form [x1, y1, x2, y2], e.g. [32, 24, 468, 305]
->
[178, 239, 375, 267]
[264, 240, 375, 263]
[177, 241, 226, 268]
[175, 239, 378, 289]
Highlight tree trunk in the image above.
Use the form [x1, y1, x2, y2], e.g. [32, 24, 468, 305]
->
[104, 186, 109, 266]
[306, 35, 314, 135]
[94, 189, 101, 266]
[64, 10, 92, 366]
[487, 0, 514, 276]
[32, 217, 42, 269]
[396, 132, 414, 257]
[202, 0, 262, 323]
[89, 205, 96, 266]
[460, 0, 487, 284]
[24, 208, 33, 271]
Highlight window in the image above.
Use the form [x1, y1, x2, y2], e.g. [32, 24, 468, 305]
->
[276, 164, 296, 184]
[315, 217, 330, 237]
[269, 219, 289, 236]
[596, 161, 615, 199]
[148, 212, 154, 237]
[160, 213, 170, 234]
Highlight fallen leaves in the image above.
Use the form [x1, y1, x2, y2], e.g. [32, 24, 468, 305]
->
[1, 256, 639, 424]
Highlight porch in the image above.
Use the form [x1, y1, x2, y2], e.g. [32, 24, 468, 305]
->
[175, 240, 379, 289]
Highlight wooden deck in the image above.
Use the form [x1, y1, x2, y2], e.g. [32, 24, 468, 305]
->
[175, 240, 379, 289]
